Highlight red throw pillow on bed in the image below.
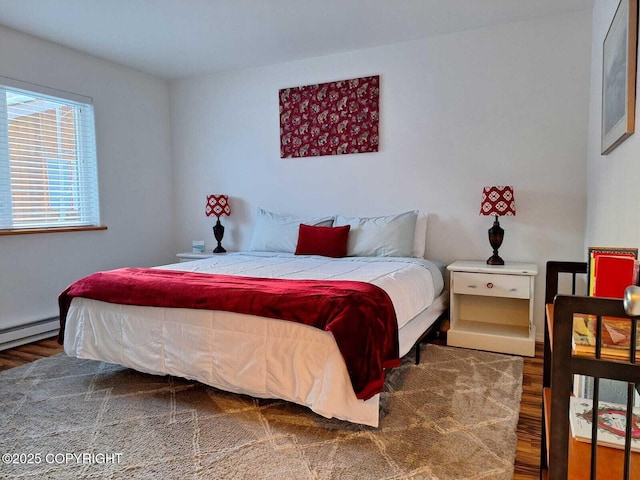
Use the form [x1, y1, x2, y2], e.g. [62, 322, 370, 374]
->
[295, 224, 350, 258]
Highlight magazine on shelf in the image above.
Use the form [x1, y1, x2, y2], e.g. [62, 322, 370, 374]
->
[569, 397, 640, 452]
[572, 313, 639, 360]
[573, 375, 640, 407]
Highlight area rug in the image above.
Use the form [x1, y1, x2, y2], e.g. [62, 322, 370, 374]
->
[0, 344, 523, 479]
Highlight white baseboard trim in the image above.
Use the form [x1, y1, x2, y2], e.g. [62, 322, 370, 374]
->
[0, 317, 59, 351]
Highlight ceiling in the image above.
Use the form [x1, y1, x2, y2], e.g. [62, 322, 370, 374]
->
[0, 0, 594, 81]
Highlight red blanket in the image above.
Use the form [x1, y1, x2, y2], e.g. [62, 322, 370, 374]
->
[58, 268, 400, 400]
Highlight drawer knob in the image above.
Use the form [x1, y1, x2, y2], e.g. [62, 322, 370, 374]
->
[486, 282, 494, 289]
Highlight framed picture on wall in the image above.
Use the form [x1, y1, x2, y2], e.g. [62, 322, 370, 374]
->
[602, 0, 638, 155]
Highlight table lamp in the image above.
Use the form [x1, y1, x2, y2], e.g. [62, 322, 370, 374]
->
[206, 194, 231, 253]
[479, 186, 516, 265]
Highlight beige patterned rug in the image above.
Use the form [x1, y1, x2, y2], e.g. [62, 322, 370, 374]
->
[0, 344, 522, 479]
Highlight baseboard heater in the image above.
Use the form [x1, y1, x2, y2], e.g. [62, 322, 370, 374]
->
[0, 317, 59, 351]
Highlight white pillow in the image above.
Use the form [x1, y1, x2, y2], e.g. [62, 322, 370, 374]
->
[413, 212, 428, 258]
[248, 208, 334, 253]
[334, 211, 418, 257]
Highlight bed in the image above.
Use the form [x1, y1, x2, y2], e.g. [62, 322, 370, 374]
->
[60, 210, 447, 427]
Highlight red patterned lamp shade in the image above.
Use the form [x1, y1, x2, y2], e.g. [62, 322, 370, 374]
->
[479, 186, 516, 217]
[206, 195, 231, 253]
[206, 195, 231, 218]
[479, 186, 515, 266]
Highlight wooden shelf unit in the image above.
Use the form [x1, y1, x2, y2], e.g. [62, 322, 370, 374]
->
[541, 261, 640, 480]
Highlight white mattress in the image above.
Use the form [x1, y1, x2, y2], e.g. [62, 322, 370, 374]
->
[64, 253, 446, 427]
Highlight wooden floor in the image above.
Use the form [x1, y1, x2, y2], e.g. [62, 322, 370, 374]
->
[0, 337, 543, 479]
[0, 337, 64, 370]
[514, 341, 544, 480]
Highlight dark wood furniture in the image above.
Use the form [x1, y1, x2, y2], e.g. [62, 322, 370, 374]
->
[542, 262, 588, 400]
[541, 261, 640, 479]
[540, 261, 587, 478]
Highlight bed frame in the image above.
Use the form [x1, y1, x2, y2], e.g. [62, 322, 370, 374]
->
[413, 311, 447, 364]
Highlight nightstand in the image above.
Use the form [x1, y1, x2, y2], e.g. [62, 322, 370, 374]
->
[446, 260, 537, 357]
[176, 252, 218, 262]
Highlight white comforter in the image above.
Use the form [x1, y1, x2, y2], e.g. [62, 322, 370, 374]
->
[159, 252, 443, 329]
[64, 252, 445, 427]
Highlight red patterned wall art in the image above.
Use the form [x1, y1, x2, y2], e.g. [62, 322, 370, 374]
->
[279, 75, 379, 158]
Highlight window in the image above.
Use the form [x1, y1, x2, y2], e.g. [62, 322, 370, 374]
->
[0, 77, 100, 232]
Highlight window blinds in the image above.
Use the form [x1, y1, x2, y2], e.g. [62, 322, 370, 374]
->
[0, 79, 99, 231]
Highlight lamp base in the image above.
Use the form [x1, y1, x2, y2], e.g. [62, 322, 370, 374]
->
[486, 254, 504, 266]
[213, 219, 226, 254]
[487, 215, 505, 266]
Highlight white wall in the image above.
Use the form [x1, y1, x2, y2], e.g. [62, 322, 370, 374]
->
[0, 27, 176, 329]
[170, 11, 592, 339]
[586, 1, 640, 249]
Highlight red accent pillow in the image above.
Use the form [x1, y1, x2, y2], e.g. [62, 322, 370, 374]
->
[295, 224, 350, 258]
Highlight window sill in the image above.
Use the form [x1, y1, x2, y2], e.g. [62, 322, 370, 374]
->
[0, 225, 108, 236]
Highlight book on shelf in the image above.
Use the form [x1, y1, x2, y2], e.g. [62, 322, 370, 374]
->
[594, 255, 638, 299]
[572, 314, 639, 360]
[569, 396, 640, 452]
[587, 246, 638, 297]
[573, 375, 640, 407]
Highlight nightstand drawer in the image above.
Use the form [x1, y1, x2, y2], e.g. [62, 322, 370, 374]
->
[452, 271, 530, 299]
